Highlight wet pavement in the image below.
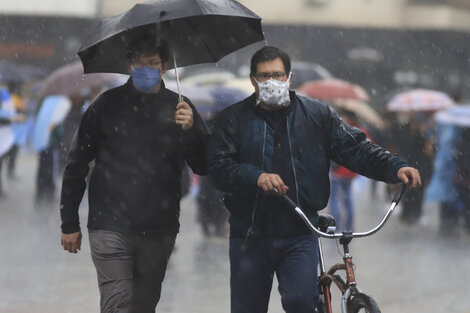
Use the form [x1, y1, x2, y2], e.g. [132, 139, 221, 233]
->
[1, 151, 469, 313]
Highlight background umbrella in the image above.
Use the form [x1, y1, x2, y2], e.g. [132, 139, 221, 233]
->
[77, 0, 264, 74]
[38, 61, 126, 99]
[165, 82, 215, 117]
[223, 77, 254, 95]
[331, 99, 385, 130]
[32, 95, 72, 152]
[290, 61, 332, 89]
[207, 85, 248, 119]
[297, 78, 370, 102]
[434, 105, 470, 128]
[180, 69, 237, 87]
[386, 88, 455, 112]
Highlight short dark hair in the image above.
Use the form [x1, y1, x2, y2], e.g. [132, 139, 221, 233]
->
[126, 34, 169, 63]
[250, 46, 291, 76]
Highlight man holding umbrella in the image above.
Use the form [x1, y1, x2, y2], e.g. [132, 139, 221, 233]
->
[59, 34, 209, 312]
[207, 46, 422, 313]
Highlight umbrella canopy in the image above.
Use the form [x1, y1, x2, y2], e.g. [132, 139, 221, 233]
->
[386, 89, 455, 112]
[290, 61, 332, 89]
[331, 99, 385, 130]
[33, 95, 72, 152]
[223, 77, 254, 95]
[165, 81, 215, 113]
[38, 61, 126, 99]
[208, 85, 248, 114]
[78, 0, 264, 74]
[434, 105, 470, 128]
[297, 78, 370, 102]
[181, 69, 237, 87]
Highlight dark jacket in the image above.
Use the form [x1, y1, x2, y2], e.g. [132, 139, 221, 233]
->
[60, 80, 209, 235]
[207, 92, 407, 238]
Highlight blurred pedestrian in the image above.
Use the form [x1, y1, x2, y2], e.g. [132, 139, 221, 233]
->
[207, 45, 421, 313]
[197, 169, 228, 237]
[424, 121, 461, 235]
[454, 128, 470, 233]
[328, 110, 373, 231]
[392, 112, 435, 224]
[34, 95, 67, 204]
[59, 34, 209, 313]
[3, 82, 26, 179]
[0, 85, 26, 195]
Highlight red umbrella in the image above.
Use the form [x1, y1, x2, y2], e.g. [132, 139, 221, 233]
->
[38, 61, 126, 99]
[297, 78, 370, 102]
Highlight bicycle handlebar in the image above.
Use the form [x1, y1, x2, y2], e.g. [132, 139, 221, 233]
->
[279, 183, 409, 239]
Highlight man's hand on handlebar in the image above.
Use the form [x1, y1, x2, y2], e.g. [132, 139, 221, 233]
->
[397, 166, 421, 189]
[257, 173, 289, 195]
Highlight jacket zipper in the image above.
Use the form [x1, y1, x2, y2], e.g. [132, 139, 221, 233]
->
[242, 122, 267, 249]
[286, 119, 300, 207]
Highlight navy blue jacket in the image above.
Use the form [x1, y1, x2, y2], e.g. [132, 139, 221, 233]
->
[207, 92, 407, 238]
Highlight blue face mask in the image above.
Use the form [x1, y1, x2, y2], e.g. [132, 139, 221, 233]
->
[131, 67, 161, 92]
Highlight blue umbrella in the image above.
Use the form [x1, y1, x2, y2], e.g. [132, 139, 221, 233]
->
[207, 86, 248, 118]
[32, 95, 71, 152]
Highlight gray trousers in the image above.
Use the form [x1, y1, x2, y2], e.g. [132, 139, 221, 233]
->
[89, 229, 176, 313]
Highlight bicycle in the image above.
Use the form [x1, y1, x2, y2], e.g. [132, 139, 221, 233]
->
[279, 183, 408, 313]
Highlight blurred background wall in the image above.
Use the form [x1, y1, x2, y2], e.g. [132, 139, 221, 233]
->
[1, 0, 470, 106]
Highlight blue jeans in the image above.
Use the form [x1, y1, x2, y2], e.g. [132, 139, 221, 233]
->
[230, 234, 319, 313]
[329, 177, 354, 231]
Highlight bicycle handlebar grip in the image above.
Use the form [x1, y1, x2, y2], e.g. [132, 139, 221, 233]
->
[392, 183, 408, 204]
[280, 193, 298, 209]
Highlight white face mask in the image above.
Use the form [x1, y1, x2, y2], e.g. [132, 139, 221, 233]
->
[255, 73, 292, 108]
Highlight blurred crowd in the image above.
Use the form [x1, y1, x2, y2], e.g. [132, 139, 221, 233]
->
[1, 58, 469, 238]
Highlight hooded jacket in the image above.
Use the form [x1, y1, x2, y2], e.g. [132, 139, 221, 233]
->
[207, 92, 407, 238]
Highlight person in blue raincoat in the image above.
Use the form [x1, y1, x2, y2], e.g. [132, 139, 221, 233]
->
[207, 46, 421, 313]
[0, 86, 26, 195]
[424, 123, 461, 233]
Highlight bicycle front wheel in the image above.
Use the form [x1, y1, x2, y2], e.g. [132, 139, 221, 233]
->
[347, 293, 381, 313]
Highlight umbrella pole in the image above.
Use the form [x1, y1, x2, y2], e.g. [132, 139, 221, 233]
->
[172, 51, 183, 103]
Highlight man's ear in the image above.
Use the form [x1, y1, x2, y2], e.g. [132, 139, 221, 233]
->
[250, 75, 259, 95]
[250, 75, 256, 88]
[161, 62, 169, 75]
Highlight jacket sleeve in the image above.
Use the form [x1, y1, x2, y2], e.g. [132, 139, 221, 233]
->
[207, 108, 263, 194]
[59, 99, 101, 234]
[181, 97, 210, 176]
[327, 107, 407, 184]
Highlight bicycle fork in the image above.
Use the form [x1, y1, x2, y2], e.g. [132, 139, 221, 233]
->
[318, 235, 358, 313]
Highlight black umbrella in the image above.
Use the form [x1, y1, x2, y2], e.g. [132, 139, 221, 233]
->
[78, 0, 264, 75]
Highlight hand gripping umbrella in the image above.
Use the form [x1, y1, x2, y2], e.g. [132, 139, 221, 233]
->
[77, 0, 264, 100]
